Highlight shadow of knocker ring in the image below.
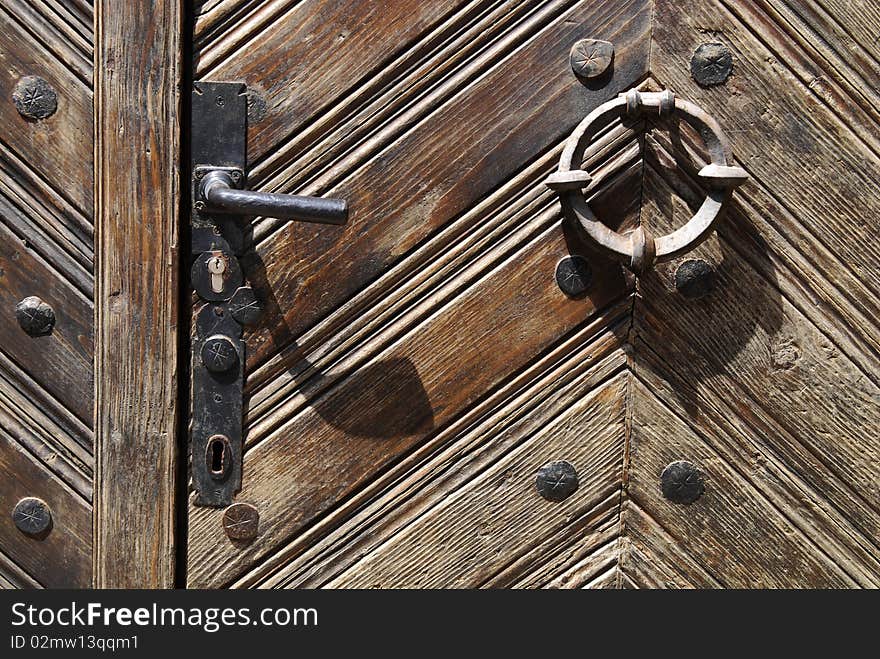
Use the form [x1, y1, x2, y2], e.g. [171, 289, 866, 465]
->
[545, 89, 748, 274]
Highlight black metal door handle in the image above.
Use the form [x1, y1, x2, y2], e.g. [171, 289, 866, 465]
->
[197, 169, 348, 225]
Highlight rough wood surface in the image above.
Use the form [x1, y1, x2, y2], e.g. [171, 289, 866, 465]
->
[246, 305, 632, 588]
[0, 8, 93, 215]
[0, 425, 91, 588]
[232, 0, 652, 377]
[0, 220, 93, 424]
[93, 0, 181, 588]
[626, 377, 853, 587]
[183, 0, 880, 589]
[329, 375, 626, 588]
[259, 330, 628, 588]
[633, 105, 880, 584]
[0, 0, 95, 590]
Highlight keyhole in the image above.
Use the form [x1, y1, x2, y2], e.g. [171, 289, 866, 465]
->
[206, 434, 232, 481]
[210, 439, 225, 475]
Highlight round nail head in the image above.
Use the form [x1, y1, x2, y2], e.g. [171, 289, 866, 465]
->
[555, 255, 593, 298]
[15, 296, 55, 336]
[660, 460, 705, 505]
[674, 259, 715, 299]
[223, 503, 259, 541]
[13, 497, 52, 536]
[201, 335, 239, 374]
[570, 39, 614, 79]
[691, 43, 733, 86]
[12, 76, 58, 120]
[536, 460, 579, 502]
[229, 287, 263, 326]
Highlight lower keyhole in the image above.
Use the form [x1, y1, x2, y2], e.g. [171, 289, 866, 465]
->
[210, 439, 225, 475]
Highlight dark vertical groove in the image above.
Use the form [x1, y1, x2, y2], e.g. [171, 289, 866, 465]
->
[175, 1, 195, 589]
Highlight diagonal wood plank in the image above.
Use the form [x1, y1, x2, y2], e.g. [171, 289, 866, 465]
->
[244, 0, 652, 374]
[326, 374, 627, 588]
[245, 304, 632, 589]
[0, 9, 93, 215]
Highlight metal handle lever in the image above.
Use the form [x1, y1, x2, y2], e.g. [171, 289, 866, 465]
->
[199, 169, 348, 225]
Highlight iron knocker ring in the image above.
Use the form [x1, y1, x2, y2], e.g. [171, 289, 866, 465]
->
[545, 89, 748, 274]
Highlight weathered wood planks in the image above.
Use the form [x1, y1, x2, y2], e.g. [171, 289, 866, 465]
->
[0, 426, 91, 588]
[93, 0, 181, 588]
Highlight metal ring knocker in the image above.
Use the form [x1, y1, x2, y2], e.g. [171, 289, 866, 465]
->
[545, 89, 748, 274]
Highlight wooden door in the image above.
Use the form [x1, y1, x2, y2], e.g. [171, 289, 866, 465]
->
[185, 0, 880, 588]
[0, 1, 94, 588]
[3, 0, 878, 591]
[1, 1, 180, 589]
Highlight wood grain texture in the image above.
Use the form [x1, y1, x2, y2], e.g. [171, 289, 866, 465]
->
[632, 136, 880, 585]
[0, 545, 42, 589]
[627, 377, 853, 587]
[2, 0, 92, 84]
[0, 8, 93, 215]
[0, 426, 91, 588]
[245, 304, 632, 588]
[256, 326, 629, 588]
[181, 0, 880, 590]
[651, 0, 880, 313]
[242, 0, 651, 377]
[93, 0, 181, 588]
[189, 217, 631, 587]
[246, 119, 640, 435]
[328, 375, 627, 588]
[618, 501, 722, 589]
[0, 219, 93, 424]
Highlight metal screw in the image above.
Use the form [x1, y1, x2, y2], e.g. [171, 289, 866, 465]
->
[201, 335, 239, 374]
[535, 461, 579, 502]
[194, 169, 205, 180]
[223, 502, 259, 541]
[216, 95, 225, 107]
[555, 255, 592, 298]
[15, 296, 55, 336]
[194, 200, 206, 212]
[230, 170, 242, 183]
[674, 258, 715, 299]
[229, 287, 263, 326]
[660, 460, 705, 505]
[569, 39, 614, 79]
[691, 43, 733, 86]
[12, 76, 57, 120]
[13, 497, 52, 536]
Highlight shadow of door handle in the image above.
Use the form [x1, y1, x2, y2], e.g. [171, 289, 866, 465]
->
[198, 168, 348, 225]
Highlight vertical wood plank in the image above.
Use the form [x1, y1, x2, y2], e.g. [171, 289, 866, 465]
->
[93, 0, 181, 588]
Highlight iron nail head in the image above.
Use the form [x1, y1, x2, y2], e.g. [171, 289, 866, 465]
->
[223, 503, 259, 541]
[535, 460, 579, 502]
[570, 39, 614, 79]
[660, 460, 705, 505]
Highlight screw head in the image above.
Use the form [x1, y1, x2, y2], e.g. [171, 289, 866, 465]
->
[12, 497, 52, 536]
[555, 255, 592, 298]
[201, 335, 239, 374]
[228, 287, 263, 326]
[570, 39, 614, 79]
[12, 76, 57, 120]
[223, 502, 259, 541]
[674, 258, 715, 299]
[535, 460, 579, 502]
[660, 460, 705, 505]
[194, 200, 206, 212]
[194, 169, 205, 180]
[15, 296, 55, 336]
[691, 43, 733, 87]
[230, 170, 242, 183]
